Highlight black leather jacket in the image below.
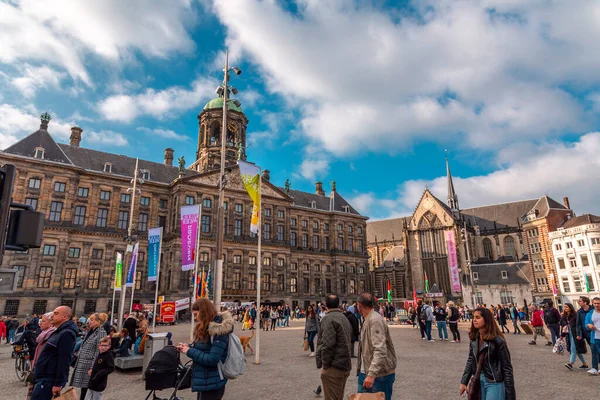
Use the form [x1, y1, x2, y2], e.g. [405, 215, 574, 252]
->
[461, 336, 515, 400]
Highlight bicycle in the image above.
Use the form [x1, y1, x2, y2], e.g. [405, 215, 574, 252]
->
[13, 345, 31, 383]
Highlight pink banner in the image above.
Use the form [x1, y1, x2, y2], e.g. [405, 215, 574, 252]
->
[180, 205, 200, 272]
[446, 230, 461, 293]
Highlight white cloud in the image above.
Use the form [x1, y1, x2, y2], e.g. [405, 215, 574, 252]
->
[347, 193, 376, 215]
[99, 78, 215, 122]
[362, 133, 600, 219]
[298, 157, 329, 182]
[137, 127, 190, 141]
[0, 0, 197, 84]
[11, 64, 65, 98]
[86, 130, 128, 147]
[214, 1, 600, 155]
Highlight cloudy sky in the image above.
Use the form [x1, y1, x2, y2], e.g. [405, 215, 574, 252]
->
[1, 0, 599, 219]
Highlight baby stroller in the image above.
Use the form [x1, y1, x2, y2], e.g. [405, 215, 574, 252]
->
[145, 345, 192, 400]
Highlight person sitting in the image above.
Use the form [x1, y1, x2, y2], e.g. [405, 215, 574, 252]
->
[114, 328, 132, 357]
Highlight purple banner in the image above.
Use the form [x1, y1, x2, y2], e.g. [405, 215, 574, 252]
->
[180, 205, 200, 272]
[446, 230, 461, 293]
[125, 242, 139, 287]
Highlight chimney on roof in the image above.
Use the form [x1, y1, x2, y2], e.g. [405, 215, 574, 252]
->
[70, 126, 83, 147]
[563, 197, 571, 210]
[262, 170, 270, 181]
[164, 148, 174, 166]
[315, 181, 325, 196]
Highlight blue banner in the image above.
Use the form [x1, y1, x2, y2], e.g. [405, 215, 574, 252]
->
[147, 227, 162, 282]
[126, 242, 139, 287]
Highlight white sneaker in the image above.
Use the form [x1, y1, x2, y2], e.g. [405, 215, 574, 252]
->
[309, 352, 315, 357]
[445, 338, 449, 341]
[428, 340, 435, 342]
[587, 368, 599, 375]
[421, 337, 426, 340]
[450, 340, 456, 343]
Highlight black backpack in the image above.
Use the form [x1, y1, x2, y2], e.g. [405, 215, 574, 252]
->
[544, 308, 559, 324]
[420, 306, 428, 320]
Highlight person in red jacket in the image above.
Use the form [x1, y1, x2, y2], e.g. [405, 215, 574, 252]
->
[528, 305, 549, 345]
[0, 317, 6, 343]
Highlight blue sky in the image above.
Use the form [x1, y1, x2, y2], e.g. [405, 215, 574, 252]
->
[1, 0, 599, 220]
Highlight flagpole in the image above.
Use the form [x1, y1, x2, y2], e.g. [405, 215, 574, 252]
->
[190, 205, 202, 342]
[129, 269, 136, 314]
[110, 285, 117, 325]
[152, 227, 163, 333]
[255, 169, 262, 365]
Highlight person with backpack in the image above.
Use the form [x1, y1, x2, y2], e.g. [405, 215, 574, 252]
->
[416, 301, 427, 340]
[529, 305, 549, 345]
[543, 300, 561, 346]
[447, 301, 461, 343]
[177, 298, 235, 400]
[421, 300, 435, 342]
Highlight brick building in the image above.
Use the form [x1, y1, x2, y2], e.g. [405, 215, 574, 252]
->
[0, 99, 368, 317]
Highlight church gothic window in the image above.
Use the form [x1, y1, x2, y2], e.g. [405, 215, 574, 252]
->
[504, 236, 516, 259]
[482, 238, 494, 260]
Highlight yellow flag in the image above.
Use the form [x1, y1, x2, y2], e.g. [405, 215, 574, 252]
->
[238, 161, 261, 233]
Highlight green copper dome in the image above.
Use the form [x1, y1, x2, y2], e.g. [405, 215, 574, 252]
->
[203, 97, 242, 112]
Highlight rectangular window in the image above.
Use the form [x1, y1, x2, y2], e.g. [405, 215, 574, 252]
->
[263, 223, 271, 240]
[566, 242, 573, 249]
[290, 218, 297, 226]
[277, 224, 284, 241]
[347, 237, 353, 252]
[25, 197, 38, 210]
[326, 279, 332, 293]
[558, 258, 566, 269]
[577, 239, 585, 247]
[358, 226, 363, 234]
[4, 299, 20, 315]
[263, 274, 271, 291]
[135, 271, 142, 290]
[302, 220, 308, 228]
[348, 225, 353, 233]
[587, 274, 595, 291]
[314, 264, 321, 272]
[264, 257, 271, 266]
[38, 267, 52, 288]
[357, 239, 363, 253]
[359, 266, 365, 274]
[28, 178, 41, 189]
[337, 224, 343, 231]
[91, 249, 104, 259]
[99, 190, 111, 201]
[340, 279, 346, 293]
[500, 291, 513, 305]
[138, 213, 148, 231]
[290, 277, 297, 293]
[277, 210, 284, 218]
[49, 201, 63, 222]
[246, 273, 255, 290]
[201, 215, 211, 233]
[43, 245, 56, 256]
[235, 203, 243, 213]
[326, 264, 331, 272]
[475, 292, 484, 305]
[84, 300, 97, 315]
[290, 232, 297, 247]
[96, 208, 108, 227]
[73, 206, 86, 225]
[53, 182, 66, 192]
[349, 279, 356, 294]
[573, 276, 583, 292]
[199, 252, 209, 262]
[339, 264, 345, 273]
[159, 199, 168, 209]
[595, 253, 600, 266]
[249, 256, 256, 265]
[233, 272, 241, 289]
[117, 211, 129, 230]
[68, 247, 80, 258]
[291, 262, 297, 271]
[140, 196, 150, 206]
[158, 215, 166, 228]
[337, 236, 344, 251]
[562, 277, 571, 293]
[120, 193, 131, 203]
[313, 221, 319, 230]
[202, 198, 212, 208]
[32, 300, 48, 315]
[324, 236, 329, 250]
[324, 223, 329, 232]
[581, 254, 590, 267]
[77, 187, 89, 197]
[234, 220, 242, 236]
[303, 278, 310, 293]
[591, 238, 600, 245]
[277, 258, 285, 267]
[233, 255, 242, 264]
[264, 208, 271, 217]
[313, 235, 319, 249]
[64, 268, 77, 289]
[87, 269, 100, 289]
[570, 259, 577, 268]
[302, 233, 308, 248]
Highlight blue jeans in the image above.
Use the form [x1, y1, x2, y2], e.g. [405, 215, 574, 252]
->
[307, 330, 317, 352]
[425, 321, 432, 340]
[480, 373, 505, 400]
[8, 329, 16, 343]
[591, 340, 600, 370]
[285, 316, 290, 326]
[30, 379, 54, 400]
[547, 323, 560, 345]
[569, 333, 585, 364]
[436, 321, 448, 339]
[358, 372, 395, 400]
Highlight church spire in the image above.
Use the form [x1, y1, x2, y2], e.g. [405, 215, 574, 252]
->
[446, 152, 459, 211]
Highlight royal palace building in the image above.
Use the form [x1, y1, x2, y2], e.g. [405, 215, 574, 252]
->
[367, 159, 573, 307]
[0, 97, 369, 317]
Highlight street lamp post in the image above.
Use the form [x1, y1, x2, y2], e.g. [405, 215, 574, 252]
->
[214, 50, 242, 308]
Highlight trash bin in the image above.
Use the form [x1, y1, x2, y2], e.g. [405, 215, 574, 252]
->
[142, 332, 169, 377]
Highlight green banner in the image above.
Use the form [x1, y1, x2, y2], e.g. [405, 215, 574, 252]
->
[115, 252, 123, 290]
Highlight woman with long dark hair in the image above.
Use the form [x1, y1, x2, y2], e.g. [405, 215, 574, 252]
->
[459, 307, 515, 400]
[177, 298, 234, 400]
[561, 303, 589, 370]
[304, 304, 320, 357]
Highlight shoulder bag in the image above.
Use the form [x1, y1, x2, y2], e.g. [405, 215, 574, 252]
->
[466, 349, 486, 400]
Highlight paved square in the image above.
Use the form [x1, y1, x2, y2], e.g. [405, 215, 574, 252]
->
[0, 319, 598, 399]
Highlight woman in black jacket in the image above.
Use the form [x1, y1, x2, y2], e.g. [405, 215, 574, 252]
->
[460, 307, 515, 400]
[561, 303, 588, 370]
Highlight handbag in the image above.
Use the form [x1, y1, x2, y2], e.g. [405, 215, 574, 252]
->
[52, 387, 78, 400]
[303, 338, 309, 352]
[466, 350, 486, 400]
[70, 354, 78, 368]
[553, 337, 566, 355]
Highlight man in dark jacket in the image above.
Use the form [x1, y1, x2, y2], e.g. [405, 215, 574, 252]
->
[123, 313, 138, 347]
[31, 306, 78, 400]
[345, 306, 360, 358]
[543, 300, 561, 346]
[316, 294, 352, 400]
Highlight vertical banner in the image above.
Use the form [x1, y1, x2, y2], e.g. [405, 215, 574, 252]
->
[446, 230, 461, 293]
[238, 161, 261, 233]
[126, 242, 139, 287]
[180, 205, 200, 271]
[147, 227, 163, 281]
[114, 252, 123, 290]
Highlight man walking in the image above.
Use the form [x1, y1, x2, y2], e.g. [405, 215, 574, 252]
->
[345, 305, 360, 358]
[422, 300, 435, 342]
[528, 304, 548, 345]
[576, 296, 593, 369]
[356, 292, 396, 400]
[416, 300, 427, 340]
[584, 297, 600, 375]
[544, 300, 561, 346]
[316, 294, 352, 400]
[31, 306, 78, 400]
[509, 304, 522, 335]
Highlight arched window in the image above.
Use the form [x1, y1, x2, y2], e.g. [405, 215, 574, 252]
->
[504, 236, 516, 259]
[210, 121, 220, 145]
[381, 249, 389, 262]
[482, 238, 493, 260]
